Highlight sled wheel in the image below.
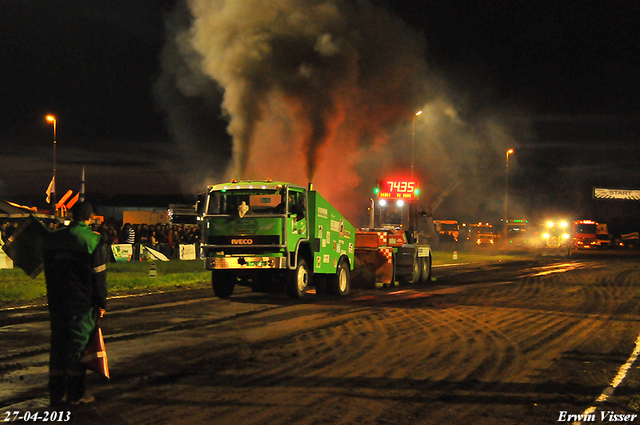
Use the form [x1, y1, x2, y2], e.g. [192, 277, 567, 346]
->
[419, 254, 432, 283]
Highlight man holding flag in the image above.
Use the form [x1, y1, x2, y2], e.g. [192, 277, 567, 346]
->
[44, 201, 108, 405]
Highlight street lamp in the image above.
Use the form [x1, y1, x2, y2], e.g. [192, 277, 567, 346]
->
[411, 110, 423, 178]
[503, 148, 514, 243]
[46, 114, 57, 214]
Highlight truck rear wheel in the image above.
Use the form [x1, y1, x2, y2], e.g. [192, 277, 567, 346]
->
[408, 259, 420, 285]
[396, 246, 420, 285]
[212, 270, 235, 299]
[287, 258, 310, 299]
[419, 255, 431, 283]
[328, 258, 350, 296]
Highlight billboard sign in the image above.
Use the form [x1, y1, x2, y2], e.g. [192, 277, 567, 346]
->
[593, 188, 640, 200]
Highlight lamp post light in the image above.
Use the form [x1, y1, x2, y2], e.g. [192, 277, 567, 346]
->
[503, 148, 514, 243]
[46, 114, 57, 215]
[411, 110, 423, 178]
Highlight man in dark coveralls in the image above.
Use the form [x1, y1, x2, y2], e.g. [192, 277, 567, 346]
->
[44, 202, 107, 405]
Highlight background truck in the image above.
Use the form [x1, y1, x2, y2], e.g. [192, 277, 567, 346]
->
[122, 210, 168, 225]
[619, 232, 639, 249]
[168, 203, 198, 225]
[200, 180, 355, 299]
[596, 222, 612, 249]
[572, 219, 598, 250]
[535, 219, 571, 256]
[433, 219, 460, 243]
[470, 222, 495, 247]
[505, 219, 531, 248]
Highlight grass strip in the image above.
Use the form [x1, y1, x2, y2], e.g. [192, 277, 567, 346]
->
[0, 260, 209, 306]
[0, 251, 534, 305]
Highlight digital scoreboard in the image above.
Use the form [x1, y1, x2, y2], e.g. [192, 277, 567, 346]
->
[377, 179, 419, 199]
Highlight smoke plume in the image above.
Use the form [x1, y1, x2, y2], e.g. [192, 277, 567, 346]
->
[156, 0, 523, 224]
[187, 0, 430, 180]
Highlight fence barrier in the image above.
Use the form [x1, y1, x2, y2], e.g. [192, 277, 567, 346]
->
[109, 243, 200, 262]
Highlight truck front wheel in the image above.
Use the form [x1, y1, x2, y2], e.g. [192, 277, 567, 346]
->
[328, 258, 350, 296]
[287, 258, 310, 299]
[212, 270, 235, 299]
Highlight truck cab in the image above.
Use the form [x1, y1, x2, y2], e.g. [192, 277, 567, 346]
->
[535, 219, 571, 256]
[470, 222, 495, 247]
[572, 220, 598, 250]
[433, 219, 460, 243]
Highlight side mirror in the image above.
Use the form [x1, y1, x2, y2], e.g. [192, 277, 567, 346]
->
[196, 193, 206, 216]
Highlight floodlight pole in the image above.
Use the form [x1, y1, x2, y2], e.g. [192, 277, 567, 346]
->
[503, 149, 514, 243]
[46, 115, 57, 215]
[411, 110, 423, 178]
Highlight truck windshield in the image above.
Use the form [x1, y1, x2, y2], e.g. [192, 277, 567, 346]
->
[207, 190, 285, 216]
[379, 206, 404, 227]
[477, 227, 493, 235]
[575, 223, 597, 234]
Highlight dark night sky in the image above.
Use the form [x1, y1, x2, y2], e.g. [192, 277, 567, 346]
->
[1, 0, 639, 228]
[390, 1, 639, 116]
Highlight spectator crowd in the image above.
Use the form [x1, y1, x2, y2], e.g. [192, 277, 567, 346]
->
[1, 219, 201, 262]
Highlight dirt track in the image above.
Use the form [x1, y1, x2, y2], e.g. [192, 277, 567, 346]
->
[3, 254, 640, 424]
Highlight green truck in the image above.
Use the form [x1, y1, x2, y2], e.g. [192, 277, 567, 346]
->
[200, 180, 354, 299]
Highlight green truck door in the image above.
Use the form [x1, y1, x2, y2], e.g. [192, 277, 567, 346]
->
[286, 188, 308, 259]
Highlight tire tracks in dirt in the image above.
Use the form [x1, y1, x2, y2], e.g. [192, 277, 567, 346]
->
[5, 258, 640, 425]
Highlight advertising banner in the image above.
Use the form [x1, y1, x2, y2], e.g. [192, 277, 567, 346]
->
[0, 250, 13, 269]
[179, 244, 197, 260]
[111, 244, 133, 262]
